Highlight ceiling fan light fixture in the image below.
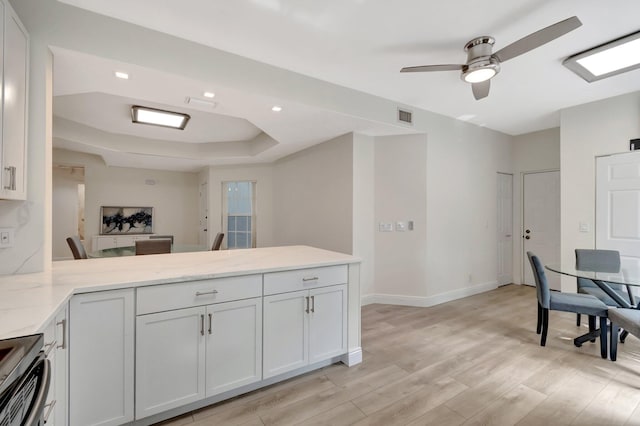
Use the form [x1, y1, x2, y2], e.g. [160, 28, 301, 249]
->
[463, 67, 496, 83]
[131, 105, 190, 130]
[461, 58, 500, 83]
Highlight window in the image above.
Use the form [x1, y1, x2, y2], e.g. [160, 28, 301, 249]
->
[222, 181, 256, 249]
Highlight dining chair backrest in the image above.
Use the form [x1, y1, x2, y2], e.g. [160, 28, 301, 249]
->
[66, 236, 88, 259]
[149, 234, 174, 244]
[575, 249, 620, 272]
[575, 249, 624, 292]
[211, 233, 224, 251]
[135, 239, 171, 255]
[527, 252, 550, 309]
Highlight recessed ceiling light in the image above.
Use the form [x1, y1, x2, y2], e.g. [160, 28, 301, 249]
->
[564, 30, 640, 82]
[115, 71, 129, 80]
[131, 105, 190, 130]
[203, 92, 215, 98]
[272, 106, 282, 112]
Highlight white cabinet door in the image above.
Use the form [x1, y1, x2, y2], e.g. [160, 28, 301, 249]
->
[205, 298, 262, 397]
[69, 289, 134, 426]
[136, 307, 206, 419]
[0, 0, 28, 200]
[308, 284, 347, 364]
[93, 236, 117, 251]
[263, 290, 309, 379]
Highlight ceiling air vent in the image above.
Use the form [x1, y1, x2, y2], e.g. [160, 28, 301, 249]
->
[398, 108, 413, 125]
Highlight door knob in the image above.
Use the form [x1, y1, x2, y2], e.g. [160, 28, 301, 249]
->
[525, 235, 530, 240]
[525, 229, 531, 234]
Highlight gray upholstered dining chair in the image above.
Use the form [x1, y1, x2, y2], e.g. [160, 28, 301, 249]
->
[609, 308, 640, 361]
[575, 249, 634, 342]
[66, 236, 88, 259]
[211, 232, 224, 251]
[135, 239, 171, 255]
[528, 252, 609, 358]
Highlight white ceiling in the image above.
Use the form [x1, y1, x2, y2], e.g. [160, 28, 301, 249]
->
[56, 0, 640, 137]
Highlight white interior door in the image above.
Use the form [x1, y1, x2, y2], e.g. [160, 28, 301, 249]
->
[596, 151, 640, 270]
[199, 182, 208, 246]
[523, 171, 561, 290]
[497, 173, 513, 285]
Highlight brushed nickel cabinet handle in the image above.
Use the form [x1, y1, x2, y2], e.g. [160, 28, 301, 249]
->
[208, 313, 212, 334]
[200, 314, 205, 336]
[302, 277, 319, 282]
[56, 319, 66, 349]
[305, 296, 310, 314]
[196, 290, 218, 296]
[44, 400, 57, 422]
[44, 341, 57, 357]
[3, 166, 16, 190]
[311, 295, 315, 313]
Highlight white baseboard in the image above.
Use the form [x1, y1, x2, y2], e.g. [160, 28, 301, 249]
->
[361, 281, 498, 308]
[341, 347, 362, 366]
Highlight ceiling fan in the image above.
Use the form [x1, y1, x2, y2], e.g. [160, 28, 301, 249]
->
[400, 16, 582, 100]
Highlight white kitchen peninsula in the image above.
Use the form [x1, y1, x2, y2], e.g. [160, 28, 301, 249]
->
[0, 246, 361, 426]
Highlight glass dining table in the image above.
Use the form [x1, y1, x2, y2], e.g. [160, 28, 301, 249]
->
[89, 244, 209, 258]
[545, 260, 640, 348]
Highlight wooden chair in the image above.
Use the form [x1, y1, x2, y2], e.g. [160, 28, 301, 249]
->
[149, 234, 174, 244]
[135, 239, 171, 255]
[211, 233, 224, 251]
[66, 236, 88, 259]
[528, 252, 609, 358]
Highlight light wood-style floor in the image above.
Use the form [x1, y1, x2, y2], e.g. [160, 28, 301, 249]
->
[157, 284, 640, 426]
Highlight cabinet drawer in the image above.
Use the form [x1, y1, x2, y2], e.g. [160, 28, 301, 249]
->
[137, 275, 262, 315]
[264, 265, 348, 296]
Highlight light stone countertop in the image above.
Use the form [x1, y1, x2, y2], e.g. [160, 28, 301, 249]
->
[0, 246, 359, 339]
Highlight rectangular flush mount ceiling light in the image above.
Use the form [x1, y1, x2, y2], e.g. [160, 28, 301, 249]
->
[131, 105, 190, 130]
[563, 30, 640, 82]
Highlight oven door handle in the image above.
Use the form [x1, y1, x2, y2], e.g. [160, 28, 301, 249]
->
[23, 357, 51, 426]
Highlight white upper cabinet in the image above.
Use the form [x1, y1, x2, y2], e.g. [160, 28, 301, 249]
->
[0, 0, 28, 200]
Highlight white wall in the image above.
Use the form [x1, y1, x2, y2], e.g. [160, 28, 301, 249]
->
[207, 164, 274, 248]
[53, 149, 200, 248]
[560, 91, 640, 291]
[512, 127, 560, 283]
[273, 133, 353, 254]
[423, 115, 513, 304]
[372, 134, 428, 303]
[352, 133, 375, 297]
[52, 167, 83, 260]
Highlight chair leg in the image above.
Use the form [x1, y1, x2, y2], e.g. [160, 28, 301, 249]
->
[620, 329, 628, 343]
[588, 316, 596, 342]
[599, 316, 607, 359]
[541, 308, 549, 346]
[537, 303, 542, 334]
[610, 322, 619, 361]
[576, 313, 581, 327]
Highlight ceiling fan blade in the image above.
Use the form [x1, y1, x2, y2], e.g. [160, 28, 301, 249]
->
[472, 80, 490, 100]
[400, 64, 463, 73]
[493, 16, 582, 63]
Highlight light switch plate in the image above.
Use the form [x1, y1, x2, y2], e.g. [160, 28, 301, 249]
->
[378, 222, 393, 232]
[578, 222, 589, 233]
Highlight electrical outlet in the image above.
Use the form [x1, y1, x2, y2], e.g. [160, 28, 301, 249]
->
[0, 227, 15, 248]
